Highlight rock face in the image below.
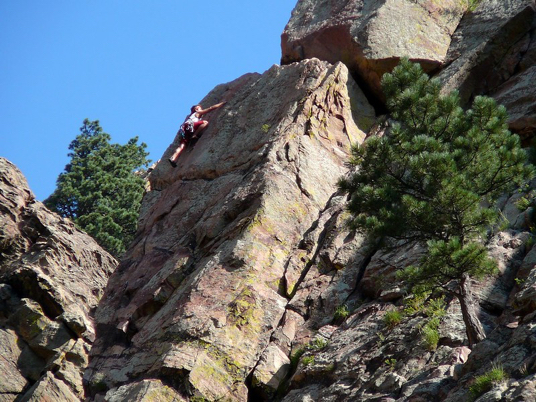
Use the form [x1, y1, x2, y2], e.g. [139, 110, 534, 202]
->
[282, 0, 536, 140]
[83, 0, 536, 401]
[0, 157, 117, 401]
[437, 0, 536, 144]
[281, 0, 467, 99]
[438, 0, 535, 102]
[85, 58, 372, 401]
[6, 0, 536, 401]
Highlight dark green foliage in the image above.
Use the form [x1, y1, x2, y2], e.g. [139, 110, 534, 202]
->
[339, 59, 533, 344]
[45, 119, 150, 257]
[383, 309, 403, 329]
[333, 304, 350, 324]
[290, 347, 306, 370]
[469, 365, 507, 400]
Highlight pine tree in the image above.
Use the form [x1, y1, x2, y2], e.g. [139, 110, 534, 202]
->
[339, 59, 533, 346]
[45, 119, 150, 257]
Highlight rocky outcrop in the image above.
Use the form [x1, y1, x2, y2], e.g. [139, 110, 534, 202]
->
[84, 59, 373, 401]
[282, 0, 536, 141]
[5, 0, 536, 401]
[437, 0, 536, 145]
[281, 0, 468, 99]
[491, 19, 536, 144]
[0, 157, 117, 401]
[83, 1, 536, 400]
[281, 217, 536, 401]
[438, 0, 535, 101]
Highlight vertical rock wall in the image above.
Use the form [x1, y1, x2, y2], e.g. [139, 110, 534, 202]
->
[85, 1, 536, 400]
[85, 59, 374, 401]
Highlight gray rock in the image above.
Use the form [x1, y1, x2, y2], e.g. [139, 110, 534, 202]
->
[0, 157, 117, 401]
[19, 372, 79, 402]
[493, 65, 536, 143]
[438, 0, 535, 104]
[86, 59, 371, 401]
[0, 328, 28, 397]
[282, 0, 467, 99]
[252, 345, 291, 396]
[104, 380, 187, 402]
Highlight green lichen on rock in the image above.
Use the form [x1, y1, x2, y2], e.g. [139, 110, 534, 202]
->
[11, 299, 51, 342]
[88, 371, 108, 394]
[188, 344, 246, 401]
[227, 286, 258, 328]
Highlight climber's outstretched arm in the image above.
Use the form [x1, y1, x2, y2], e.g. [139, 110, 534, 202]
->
[197, 102, 226, 116]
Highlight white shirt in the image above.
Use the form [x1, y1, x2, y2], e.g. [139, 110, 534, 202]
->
[187, 112, 200, 123]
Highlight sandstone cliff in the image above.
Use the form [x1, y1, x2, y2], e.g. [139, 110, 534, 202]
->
[4, 0, 536, 401]
[282, 0, 536, 140]
[83, 0, 536, 400]
[0, 158, 117, 401]
[84, 59, 373, 401]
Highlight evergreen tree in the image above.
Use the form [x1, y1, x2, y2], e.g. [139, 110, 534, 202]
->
[45, 119, 150, 257]
[339, 59, 533, 346]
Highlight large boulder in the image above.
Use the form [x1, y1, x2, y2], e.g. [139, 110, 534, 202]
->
[281, 0, 467, 99]
[0, 157, 117, 401]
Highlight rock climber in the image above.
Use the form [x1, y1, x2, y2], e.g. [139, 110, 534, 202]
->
[168, 101, 226, 167]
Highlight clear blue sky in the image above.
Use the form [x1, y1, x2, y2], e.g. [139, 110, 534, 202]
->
[1, 1, 296, 201]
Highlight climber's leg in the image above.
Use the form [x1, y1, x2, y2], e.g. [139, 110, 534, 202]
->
[192, 120, 208, 137]
[169, 142, 185, 167]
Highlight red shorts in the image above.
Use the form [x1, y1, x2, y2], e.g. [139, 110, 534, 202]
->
[181, 120, 206, 143]
[193, 120, 205, 130]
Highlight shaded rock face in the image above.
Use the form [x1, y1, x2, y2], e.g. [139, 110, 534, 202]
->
[0, 157, 117, 401]
[438, 0, 535, 100]
[491, 20, 536, 144]
[438, 0, 536, 142]
[85, 58, 372, 401]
